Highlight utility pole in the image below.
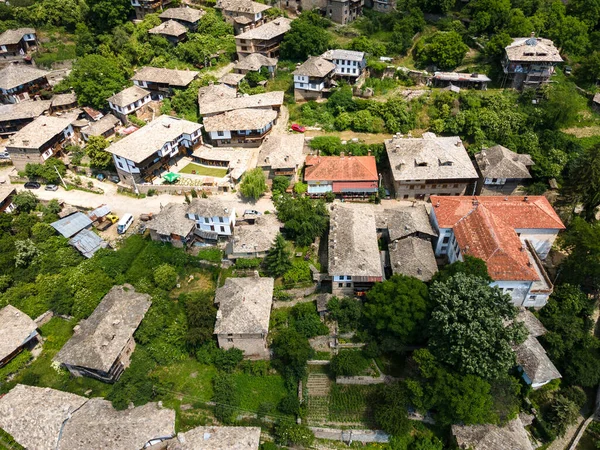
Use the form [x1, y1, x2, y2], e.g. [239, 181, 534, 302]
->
[54, 165, 67, 190]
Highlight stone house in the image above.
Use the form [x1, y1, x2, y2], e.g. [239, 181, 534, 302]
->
[226, 214, 281, 260]
[54, 285, 152, 383]
[50, 92, 78, 113]
[385, 132, 479, 200]
[0, 186, 17, 213]
[474, 145, 534, 195]
[159, 7, 205, 31]
[107, 85, 153, 124]
[0, 28, 37, 58]
[149, 20, 188, 45]
[431, 72, 491, 90]
[321, 49, 366, 81]
[235, 17, 292, 58]
[372, 0, 395, 13]
[0, 99, 51, 137]
[304, 154, 379, 198]
[452, 417, 535, 450]
[165, 426, 261, 449]
[258, 134, 305, 182]
[132, 66, 199, 100]
[430, 195, 565, 307]
[328, 203, 383, 296]
[131, 0, 173, 20]
[186, 197, 236, 240]
[214, 276, 274, 359]
[326, 0, 363, 25]
[293, 56, 336, 101]
[204, 108, 277, 147]
[234, 53, 278, 76]
[147, 202, 196, 248]
[216, 0, 271, 34]
[0, 63, 50, 104]
[0, 305, 39, 368]
[5, 115, 74, 171]
[199, 91, 283, 117]
[81, 113, 120, 142]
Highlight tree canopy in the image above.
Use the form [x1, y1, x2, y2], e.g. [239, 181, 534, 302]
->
[415, 31, 469, 70]
[280, 11, 331, 61]
[239, 168, 267, 201]
[275, 195, 329, 247]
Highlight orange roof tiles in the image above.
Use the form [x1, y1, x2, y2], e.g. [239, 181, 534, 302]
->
[304, 155, 378, 182]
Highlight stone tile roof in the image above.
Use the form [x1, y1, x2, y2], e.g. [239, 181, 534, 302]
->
[199, 91, 284, 116]
[59, 398, 176, 450]
[55, 285, 151, 373]
[433, 71, 491, 82]
[82, 113, 120, 137]
[0, 305, 37, 363]
[594, 93, 600, 105]
[505, 35, 563, 63]
[216, 0, 271, 14]
[258, 134, 305, 170]
[230, 214, 281, 255]
[0, 185, 16, 205]
[304, 155, 377, 182]
[475, 145, 533, 180]
[452, 417, 534, 450]
[0, 384, 176, 450]
[219, 72, 246, 86]
[322, 49, 365, 62]
[106, 115, 202, 163]
[107, 85, 151, 107]
[132, 66, 199, 87]
[51, 92, 77, 107]
[159, 6, 205, 22]
[515, 308, 546, 338]
[171, 426, 261, 450]
[0, 28, 35, 46]
[203, 108, 277, 132]
[6, 115, 71, 150]
[198, 84, 237, 105]
[187, 197, 233, 218]
[293, 56, 336, 77]
[515, 335, 561, 386]
[147, 202, 196, 237]
[235, 17, 292, 41]
[375, 204, 437, 241]
[0, 63, 48, 90]
[0, 384, 89, 450]
[389, 236, 438, 282]
[0, 99, 51, 122]
[385, 133, 478, 182]
[328, 203, 383, 278]
[214, 276, 274, 335]
[235, 53, 278, 72]
[149, 19, 188, 37]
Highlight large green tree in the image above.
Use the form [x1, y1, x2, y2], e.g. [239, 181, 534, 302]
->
[239, 168, 267, 201]
[415, 31, 469, 70]
[569, 145, 600, 220]
[86, 0, 132, 34]
[428, 273, 526, 379]
[271, 328, 313, 380]
[280, 12, 331, 61]
[86, 136, 113, 170]
[275, 195, 329, 246]
[264, 233, 292, 278]
[559, 219, 600, 291]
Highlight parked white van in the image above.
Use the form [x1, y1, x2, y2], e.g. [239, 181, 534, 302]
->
[117, 213, 134, 234]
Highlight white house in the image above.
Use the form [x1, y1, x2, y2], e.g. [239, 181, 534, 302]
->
[430, 195, 565, 308]
[186, 198, 236, 239]
[107, 85, 152, 123]
[203, 108, 277, 147]
[321, 49, 366, 80]
[293, 56, 336, 101]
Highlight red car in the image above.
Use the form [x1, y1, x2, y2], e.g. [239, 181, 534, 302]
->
[291, 123, 306, 133]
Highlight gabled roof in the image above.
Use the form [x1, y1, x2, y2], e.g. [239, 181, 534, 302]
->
[385, 133, 478, 182]
[505, 35, 563, 63]
[321, 49, 365, 62]
[51, 211, 93, 238]
[304, 155, 378, 182]
[82, 113, 120, 137]
[0, 305, 37, 363]
[375, 204, 437, 241]
[389, 236, 438, 282]
[258, 134, 305, 170]
[149, 20, 188, 37]
[0, 63, 48, 90]
[235, 17, 292, 40]
[452, 417, 534, 450]
[0, 185, 16, 205]
[235, 53, 278, 72]
[147, 202, 196, 237]
[0, 28, 35, 46]
[475, 145, 533, 180]
[198, 83, 237, 105]
[55, 285, 151, 373]
[69, 229, 108, 258]
[0, 99, 51, 122]
[214, 276, 274, 335]
[203, 108, 277, 132]
[199, 91, 284, 116]
[216, 0, 271, 14]
[172, 426, 261, 450]
[230, 214, 281, 255]
[515, 336, 561, 385]
[516, 308, 546, 338]
[159, 6, 205, 23]
[51, 92, 77, 107]
[293, 56, 336, 77]
[328, 203, 383, 279]
[132, 66, 199, 87]
[219, 72, 246, 86]
[107, 85, 151, 107]
[187, 197, 233, 218]
[6, 114, 71, 150]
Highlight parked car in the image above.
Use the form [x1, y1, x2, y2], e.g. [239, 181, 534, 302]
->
[291, 124, 306, 133]
[108, 175, 120, 183]
[106, 214, 119, 224]
[244, 209, 262, 216]
[0, 152, 10, 160]
[45, 184, 58, 191]
[24, 182, 40, 189]
[117, 213, 134, 234]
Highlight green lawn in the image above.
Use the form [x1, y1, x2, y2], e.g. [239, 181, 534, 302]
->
[152, 359, 217, 404]
[232, 373, 288, 413]
[178, 163, 228, 178]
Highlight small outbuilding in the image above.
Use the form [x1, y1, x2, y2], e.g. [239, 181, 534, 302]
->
[51, 211, 93, 238]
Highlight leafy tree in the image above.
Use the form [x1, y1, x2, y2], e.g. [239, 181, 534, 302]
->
[274, 421, 314, 447]
[183, 291, 216, 348]
[271, 328, 313, 379]
[153, 264, 178, 290]
[363, 275, 430, 349]
[66, 54, 129, 110]
[213, 374, 240, 424]
[271, 176, 290, 194]
[213, 347, 244, 372]
[567, 0, 600, 30]
[24, 158, 66, 184]
[421, 0, 455, 14]
[86, 136, 113, 170]
[548, 395, 579, 437]
[264, 234, 292, 277]
[327, 296, 362, 332]
[289, 302, 328, 338]
[275, 195, 329, 246]
[484, 31, 513, 59]
[12, 191, 39, 213]
[280, 12, 331, 61]
[431, 255, 491, 283]
[428, 273, 526, 379]
[372, 382, 411, 436]
[86, 0, 132, 34]
[548, 15, 589, 56]
[559, 218, 600, 291]
[415, 31, 469, 70]
[569, 145, 600, 220]
[576, 51, 600, 83]
[240, 168, 267, 201]
[330, 350, 369, 377]
[14, 239, 39, 268]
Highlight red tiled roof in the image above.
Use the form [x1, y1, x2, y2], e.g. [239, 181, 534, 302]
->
[304, 155, 378, 182]
[332, 181, 378, 191]
[431, 196, 565, 230]
[431, 196, 564, 282]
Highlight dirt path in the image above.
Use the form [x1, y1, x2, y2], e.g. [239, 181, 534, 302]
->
[562, 125, 600, 138]
[304, 130, 393, 144]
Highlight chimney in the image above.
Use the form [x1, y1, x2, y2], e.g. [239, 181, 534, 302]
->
[523, 196, 529, 202]
[367, 150, 371, 156]
[340, 152, 345, 158]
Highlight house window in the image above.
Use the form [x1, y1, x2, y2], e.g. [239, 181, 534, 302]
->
[409, 185, 414, 190]
[346, 283, 351, 287]
[204, 218, 210, 223]
[442, 236, 450, 244]
[403, 195, 409, 199]
[220, 226, 225, 233]
[338, 283, 343, 288]
[528, 295, 536, 301]
[217, 131, 224, 137]
[227, 338, 233, 342]
[219, 217, 224, 222]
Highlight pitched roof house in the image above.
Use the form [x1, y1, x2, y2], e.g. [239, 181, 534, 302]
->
[81, 113, 120, 141]
[293, 56, 336, 101]
[0, 63, 50, 104]
[304, 154, 378, 197]
[226, 214, 281, 260]
[199, 90, 283, 116]
[214, 276, 274, 359]
[50, 92, 78, 112]
[321, 49, 366, 79]
[375, 204, 437, 242]
[328, 203, 383, 296]
[166, 426, 261, 449]
[159, 7, 205, 31]
[216, 0, 271, 34]
[198, 83, 237, 105]
[235, 17, 292, 58]
[132, 0, 174, 19]
[51, 211, 93, 238]
[430, 195, 565, 307]
[147, 202, 196, 248]
[0, 28, 37, 57]
[452, 417, 534, 450]
[258, 134, 305, 181]
[234, 53, 278, 75]
[55, 284, 152, 382]
[388, 236, 438, 282]
[0, 185, 17, 213]
[186, 197, 236, 239]
[203, 108, 277, 147]
[69, 228, 109, 258]
[149, 20, 189, 44]
[0, 305, 39, 367]
[0, 99, 51, 137]
[107, 85, 153, 123]
[474, 145, 534, 194]
[385, 132, 478, 200]
[132, 67, 199, 99]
